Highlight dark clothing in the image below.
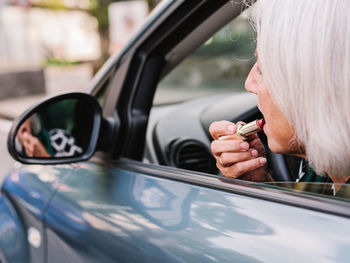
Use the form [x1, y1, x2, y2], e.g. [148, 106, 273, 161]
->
[297, 160, 350, 197]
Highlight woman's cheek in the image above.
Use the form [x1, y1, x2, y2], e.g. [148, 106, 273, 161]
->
[267, 138, 282, 153]
[263, 123, 283, 152]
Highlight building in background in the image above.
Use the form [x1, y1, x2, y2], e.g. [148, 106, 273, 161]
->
[108, 1, 148, 54]
[0, 3, 101, 101]
[0, 6, 100, 70]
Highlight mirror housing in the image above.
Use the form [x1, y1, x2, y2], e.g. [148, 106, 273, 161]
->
[7, 92, 102, 164]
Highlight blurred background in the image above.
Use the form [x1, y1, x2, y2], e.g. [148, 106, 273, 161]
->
[0, 0, 255, 177]
[0, 0, 160, 176]
[0, 0, 159, 119]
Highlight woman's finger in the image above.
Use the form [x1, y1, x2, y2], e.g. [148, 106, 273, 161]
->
[209, 121, 237, 140]
[217, 157, 267, 179]
[211, 140, 250, 156]
[23, 140, 34, 157]
[218, 149, 259, 166]
[247, 135, 265, 155]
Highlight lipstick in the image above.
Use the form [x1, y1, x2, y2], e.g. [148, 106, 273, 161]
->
[218, 119, 265, 141]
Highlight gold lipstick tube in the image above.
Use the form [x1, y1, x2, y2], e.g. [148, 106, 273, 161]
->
[218, 119, 263, 141]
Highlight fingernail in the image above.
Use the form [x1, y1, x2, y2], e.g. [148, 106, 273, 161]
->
[259, 157, 267, 165]
[240, 142, 249, 150]
[251, 149, 258, 157]
[227, 125, 235, 132]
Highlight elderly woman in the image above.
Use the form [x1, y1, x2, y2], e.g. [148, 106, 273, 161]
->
[209, 0, 350, 192]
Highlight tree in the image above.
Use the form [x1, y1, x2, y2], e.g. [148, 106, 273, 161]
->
[88, 0, 114, 71]
[29, 0, 161, 71]
[145, 0, 161, 10]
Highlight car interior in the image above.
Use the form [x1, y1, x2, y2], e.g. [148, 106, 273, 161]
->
[76, 0, 349, 200]
[85, 1, 305, 185]
[139, 2, 302, 182]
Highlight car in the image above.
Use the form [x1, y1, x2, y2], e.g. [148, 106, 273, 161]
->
[2, 0, 350, 262]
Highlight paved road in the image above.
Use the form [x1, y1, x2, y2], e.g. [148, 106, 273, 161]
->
[0, 118, 15, 185]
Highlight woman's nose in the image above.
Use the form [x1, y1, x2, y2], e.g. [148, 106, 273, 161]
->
[245, 63, 259, 95]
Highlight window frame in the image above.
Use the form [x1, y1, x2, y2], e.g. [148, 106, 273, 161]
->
[86, 0, 350, 216]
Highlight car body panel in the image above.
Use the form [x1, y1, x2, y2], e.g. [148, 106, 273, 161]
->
[40, 161, 350, 263]
[1, 165, 73, 262]
[0, 193, 28, 263]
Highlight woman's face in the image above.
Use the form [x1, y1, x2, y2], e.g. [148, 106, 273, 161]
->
[245, 59, 302, 155]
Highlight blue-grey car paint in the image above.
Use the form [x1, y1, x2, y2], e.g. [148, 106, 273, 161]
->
[3, 161, 349, 263]
[0, 165, 71, 263]
[0, 193, 28, 263]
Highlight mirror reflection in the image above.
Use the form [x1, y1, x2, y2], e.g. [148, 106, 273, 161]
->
[15, 98, 94, 159]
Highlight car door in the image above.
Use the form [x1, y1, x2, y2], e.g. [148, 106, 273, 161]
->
[43, 159, 350, 262]
[37, 0, 350, 262]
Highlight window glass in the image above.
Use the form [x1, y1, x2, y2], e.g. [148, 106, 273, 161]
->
[96, 88, 106, 107]
[262, 182, 350, 201]
[93, 70, 113, 108]
[154, 13, 256, 105]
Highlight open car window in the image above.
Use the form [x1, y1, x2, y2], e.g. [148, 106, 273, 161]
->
[154, 12, 256, 105]
[145, 9, 350, 204]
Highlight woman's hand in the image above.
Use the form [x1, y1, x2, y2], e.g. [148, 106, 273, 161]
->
[19, 132, 50, 158]
[209, 120, 271, 182]
[18, 121, 50, 158]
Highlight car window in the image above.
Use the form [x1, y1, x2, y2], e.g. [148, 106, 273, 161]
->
[96, 87, 106, 107]
[92, 67, 115, 108]
[146, 14, 257, 175]
[147, 12, 350, 203]
[154, 12, 256, 105]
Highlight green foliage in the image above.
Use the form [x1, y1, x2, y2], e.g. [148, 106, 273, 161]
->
[145, 0, 161, 10]
[32, 0, 67, 9]
[88, 0, 112, 35]
[159, 20, 257, 93]
[193, 33, 256, 57]
[45, 58, 79, 67]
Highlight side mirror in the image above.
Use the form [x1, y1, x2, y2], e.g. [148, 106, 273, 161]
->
[7, 93, 102, 164]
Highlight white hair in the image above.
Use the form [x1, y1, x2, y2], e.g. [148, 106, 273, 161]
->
[249, 0, 350, 177]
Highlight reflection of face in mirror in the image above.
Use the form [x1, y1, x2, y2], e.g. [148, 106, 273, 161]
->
[15, 98, 94, 159]
[17, 118, 51, 158]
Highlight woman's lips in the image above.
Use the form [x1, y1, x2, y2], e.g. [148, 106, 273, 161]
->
[257, 118, 265, 129]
